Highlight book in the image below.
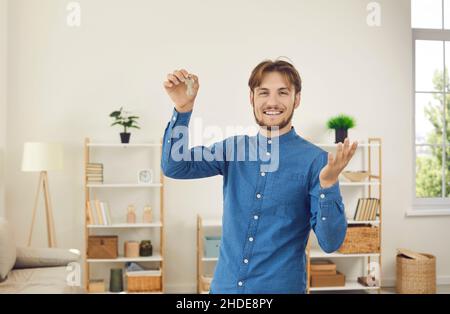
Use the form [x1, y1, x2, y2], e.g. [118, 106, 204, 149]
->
[95, 200, 104, 225]
[86, 201, 93, 225]
[89, 200, 98, 224]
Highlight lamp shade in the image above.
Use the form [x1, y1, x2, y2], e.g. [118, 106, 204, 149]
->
[21, 142, 64, 172]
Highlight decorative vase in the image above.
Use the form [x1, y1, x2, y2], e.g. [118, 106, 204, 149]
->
[139, 240, 153, 257]
[124, 241, 140, 257]
[127, 205, 136, 224]
[120, 132, 130, 144]
[334, 128, 348, 144]
[109, 268, 123, 292]
[143, 206, 152, 223]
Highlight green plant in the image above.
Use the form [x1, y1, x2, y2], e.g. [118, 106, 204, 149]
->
[326, 114, 356, 130]
[109, 107, 140, 133]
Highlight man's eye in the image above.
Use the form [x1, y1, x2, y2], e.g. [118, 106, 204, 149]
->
[259, 92, 268, 96]
[280, 92, 288, 95]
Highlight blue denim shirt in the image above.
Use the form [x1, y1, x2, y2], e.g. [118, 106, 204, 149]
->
[161, 108, 347, 294]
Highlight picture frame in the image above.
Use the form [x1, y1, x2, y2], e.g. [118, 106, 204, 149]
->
[137, 169, 153, 184]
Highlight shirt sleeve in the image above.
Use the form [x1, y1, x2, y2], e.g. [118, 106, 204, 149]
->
[160, 108, 227, 179]
[308, 151, 348, 253]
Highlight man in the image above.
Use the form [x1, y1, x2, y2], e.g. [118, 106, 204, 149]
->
[161, 59, 358, 294]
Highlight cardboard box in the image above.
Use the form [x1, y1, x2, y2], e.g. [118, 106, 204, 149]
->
[88, 279, 105, 293]
[310, 271, 346, 287]
[310, 260, 336, 275]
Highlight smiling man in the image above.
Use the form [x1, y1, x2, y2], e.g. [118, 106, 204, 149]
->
[161, 59, 358, 294]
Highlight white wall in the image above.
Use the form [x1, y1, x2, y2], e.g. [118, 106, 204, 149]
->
[0, 0, 7, 218]
[5, 0, 450, 292]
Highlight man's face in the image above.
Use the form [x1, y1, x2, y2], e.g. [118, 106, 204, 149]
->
[250, 71, 300, 130]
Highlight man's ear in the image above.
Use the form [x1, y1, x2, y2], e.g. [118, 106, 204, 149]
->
[294, 92, 301, 109]
[249, 90, 254, 107]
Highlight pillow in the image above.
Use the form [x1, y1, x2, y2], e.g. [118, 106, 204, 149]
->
[14, 247, 81, 269]
[0, 218, 16, 282]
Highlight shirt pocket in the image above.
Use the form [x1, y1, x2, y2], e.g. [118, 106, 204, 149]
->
[268, 171, 307, 204]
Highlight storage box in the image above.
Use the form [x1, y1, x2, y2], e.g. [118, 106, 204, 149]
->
[88, 279, 105, 293]
[204, 236, 221, 258]
[126, 269, 162, 292]
[310, 260, 336, 275]
[88, 236, 118, 259]
[396, 248, 436, 294]
[338, 225, 380, 254]
[201, 275, 212, 291]
[310, 271, 345, 288]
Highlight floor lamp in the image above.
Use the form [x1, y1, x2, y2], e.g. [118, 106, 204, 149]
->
[22, 142, 63, 248]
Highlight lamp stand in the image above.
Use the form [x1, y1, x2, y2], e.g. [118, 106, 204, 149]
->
[28, 170, 57, 247]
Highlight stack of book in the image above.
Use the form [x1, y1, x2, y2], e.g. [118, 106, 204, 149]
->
[86, 163, 103, 184]
[310, 260, 345, 287]
[87, 200, 112, 225]
[353, 198, 380, 221]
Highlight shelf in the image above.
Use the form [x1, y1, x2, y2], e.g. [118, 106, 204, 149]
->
[309, 248, 380, 258]
[340, 181, 380, 186]
[309, 280, 380, 291]
[347, 220, 380, 225]
[201, 257, 218, 262]
[90, 291, 164, 294]
[201, 219, 222, 227]
[315, 143, 380, 148]
[88, 143, 162, 148]
[87, 253, 163, 263]
[87, 222, 163, 229]
[86, 183, 162, 188]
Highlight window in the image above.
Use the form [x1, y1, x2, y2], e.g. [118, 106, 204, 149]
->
[412, 0, 450, 208]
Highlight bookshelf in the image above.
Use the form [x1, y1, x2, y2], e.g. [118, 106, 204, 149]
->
[83, 138, 165, 293]
[197, 215, 221, 294]
[306, 138, 382, 293]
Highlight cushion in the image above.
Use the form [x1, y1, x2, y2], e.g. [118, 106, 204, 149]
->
[0, 218, 16, 282]
[14, 247, 80, 269]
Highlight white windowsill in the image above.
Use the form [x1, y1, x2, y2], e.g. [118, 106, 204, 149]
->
[406, 209, 450, 217]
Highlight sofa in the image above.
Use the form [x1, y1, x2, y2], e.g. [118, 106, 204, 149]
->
[0, 218, 84, 294]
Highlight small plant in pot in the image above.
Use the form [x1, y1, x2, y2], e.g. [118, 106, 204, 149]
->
[109, 107, 140, 144]
[326, 114, 356, 143]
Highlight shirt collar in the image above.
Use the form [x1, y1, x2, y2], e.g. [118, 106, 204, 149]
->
[257, 126, 298, 145]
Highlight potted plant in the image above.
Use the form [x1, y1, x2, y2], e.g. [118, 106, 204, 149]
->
[326, 114, 356, 143]
[109, 107, 140, 144]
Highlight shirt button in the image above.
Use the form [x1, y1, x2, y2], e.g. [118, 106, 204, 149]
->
[238, 281, 243, 287]
[243, 259, 249, 264]
[172, 116, 176, 121]
[322, 217, 327, 221]
[320, 194, 325, 199]
[256, 193, 262, 199]
[268, 140, 272, 144]
[249, 237, 254, 242]
[261, 172, 266, 177]
[254, 215, 259, 220]
[266, 152, 271, 156]
[167, 140, 171, 143]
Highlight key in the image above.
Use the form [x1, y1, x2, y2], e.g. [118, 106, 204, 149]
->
[185, 76, 195, 96]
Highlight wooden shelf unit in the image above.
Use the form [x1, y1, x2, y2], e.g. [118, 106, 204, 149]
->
[197, 215, 221, 294]
[306, 138, 382, 293]
[83, 138, 165, 293]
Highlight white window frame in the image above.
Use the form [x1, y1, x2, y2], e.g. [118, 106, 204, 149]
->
[411, 23, 450, 215]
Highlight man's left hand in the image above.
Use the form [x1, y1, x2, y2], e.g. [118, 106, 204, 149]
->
[319, 138, 358, 188]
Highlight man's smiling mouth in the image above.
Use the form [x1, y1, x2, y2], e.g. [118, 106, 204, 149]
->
[263, 109, 284, 116]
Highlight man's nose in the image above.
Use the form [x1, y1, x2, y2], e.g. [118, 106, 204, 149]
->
[266, 94, 279, 107]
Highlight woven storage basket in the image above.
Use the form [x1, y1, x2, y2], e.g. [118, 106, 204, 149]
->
[396, 250, 436, 294]
[126, 273, 162, 292]
[338, 225, 380, 254]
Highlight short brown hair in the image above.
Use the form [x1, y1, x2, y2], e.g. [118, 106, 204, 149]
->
[248, 59, 302, 94]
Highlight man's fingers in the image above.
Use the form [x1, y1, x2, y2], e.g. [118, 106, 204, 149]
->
[328, 152, 335, 166]
[179, 69, 190, 79]
[173, 70, 186, 82]
[167, 74, 180, 85]
[163, 80, 173, 89]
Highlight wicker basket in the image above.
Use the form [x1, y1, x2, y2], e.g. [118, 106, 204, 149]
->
[338, 225, 380, 254]
[396, 250, 436, 294]
[126, 272, 162, 292]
